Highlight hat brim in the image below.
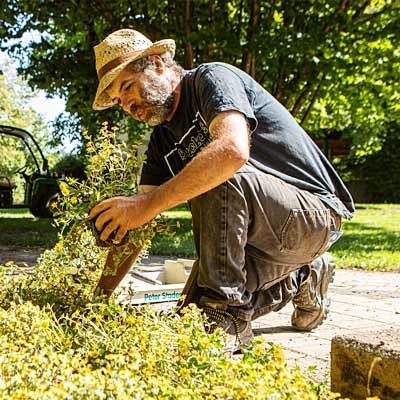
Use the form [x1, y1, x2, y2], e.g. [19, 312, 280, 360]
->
[92, 39, 175, 110]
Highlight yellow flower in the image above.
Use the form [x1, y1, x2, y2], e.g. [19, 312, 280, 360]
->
[54, 242, 63, 252]
[179, 367, 191, 379]
[273, 345, 285, 364]
[253, 342, 265, 356]
[59, 181, 70, 195]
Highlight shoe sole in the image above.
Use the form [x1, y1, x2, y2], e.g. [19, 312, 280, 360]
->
[293, 260, 335, 332]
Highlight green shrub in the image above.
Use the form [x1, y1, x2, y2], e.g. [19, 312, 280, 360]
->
[52, 153, 86, 180]
[0, 124, 345, 399]
[0, 296, 341, 399]
[340, 121, 400, 202]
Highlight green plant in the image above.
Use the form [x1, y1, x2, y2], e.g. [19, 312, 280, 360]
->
[0, 123, 156, 314]
[55, 123, 155, 243]
[0, 296, 344, 399]
[52, 153, 86, 180]
[0, 123, 349, 399]
[53, 123, 162, 269]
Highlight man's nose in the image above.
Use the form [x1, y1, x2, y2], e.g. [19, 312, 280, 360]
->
[120, 96, 130, 112]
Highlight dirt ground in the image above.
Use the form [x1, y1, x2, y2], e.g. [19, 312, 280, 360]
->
[0, 246, 45, 266]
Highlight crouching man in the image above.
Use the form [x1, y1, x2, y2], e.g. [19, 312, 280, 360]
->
[89, 29, 354, 354]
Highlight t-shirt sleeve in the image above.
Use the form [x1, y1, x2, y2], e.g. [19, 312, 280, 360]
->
[139, 127, 171, 186]
[194, 64, 258, 131]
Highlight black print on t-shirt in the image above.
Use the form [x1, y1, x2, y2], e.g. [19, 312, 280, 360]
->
[164, 111, 210, 176]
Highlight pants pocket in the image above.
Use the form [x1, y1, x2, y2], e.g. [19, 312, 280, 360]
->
[280, 208, 330, 259]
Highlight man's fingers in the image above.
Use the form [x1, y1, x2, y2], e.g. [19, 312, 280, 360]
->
[94, 210, 112, 232]
[89, 200, 112, 220]
[100, 221, 120, 242]
[88, 196, 133, 243]
[115, 227, 128, 243]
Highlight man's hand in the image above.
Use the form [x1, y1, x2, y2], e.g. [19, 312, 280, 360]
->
[89, 193, 158, 243]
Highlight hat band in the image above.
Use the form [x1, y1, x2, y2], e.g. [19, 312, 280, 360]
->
[97, 50, 143, 80]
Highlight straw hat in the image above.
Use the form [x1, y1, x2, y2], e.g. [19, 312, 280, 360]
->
[92, 29, 176, 110]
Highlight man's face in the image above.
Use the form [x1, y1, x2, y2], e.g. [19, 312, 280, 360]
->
[106, 65, 175, 126]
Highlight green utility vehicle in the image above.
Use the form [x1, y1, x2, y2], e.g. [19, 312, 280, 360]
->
[0, 125, 60, 217]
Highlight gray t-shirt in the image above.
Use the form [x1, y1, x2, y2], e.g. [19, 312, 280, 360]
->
[140, 62, 354, 219]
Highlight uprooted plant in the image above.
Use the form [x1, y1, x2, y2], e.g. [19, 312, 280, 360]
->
[0, 122, 158, 313]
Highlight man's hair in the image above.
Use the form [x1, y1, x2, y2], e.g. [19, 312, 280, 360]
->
[126, 51, 182, 76]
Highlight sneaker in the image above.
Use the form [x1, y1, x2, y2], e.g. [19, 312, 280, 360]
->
[291, 253, 336, 331]
[202, 306, 254, 355]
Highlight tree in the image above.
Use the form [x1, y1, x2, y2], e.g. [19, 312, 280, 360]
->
[338, 120, 400, 202]
[0, 55, 50, 171]
[0, 56, 53, 200]
[0, 57, 49, 138]
[1, 0, 399, 154]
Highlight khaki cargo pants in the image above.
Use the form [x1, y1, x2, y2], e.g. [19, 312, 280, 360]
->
[178, 163, 341, 321]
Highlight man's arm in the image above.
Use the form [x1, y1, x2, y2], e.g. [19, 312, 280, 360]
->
[90, 110, 250, 242]
[152, 110, 250, 211]
[139, 185, 158, 193]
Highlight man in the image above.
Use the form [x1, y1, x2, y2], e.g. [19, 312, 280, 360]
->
[90, 29, 354, 353]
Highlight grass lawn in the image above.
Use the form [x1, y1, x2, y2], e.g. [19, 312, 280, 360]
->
[0, 208, 58, 247]
[150, 205, 195, 257]
[329, 204, 400, 271]
[1, 204, 399, 271]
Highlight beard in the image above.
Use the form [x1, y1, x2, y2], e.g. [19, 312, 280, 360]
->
[131, 73, 175, 126]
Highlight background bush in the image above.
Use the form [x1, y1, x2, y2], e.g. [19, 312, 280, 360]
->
[52, 153, 86, 180]
[340, 121, 400, 203]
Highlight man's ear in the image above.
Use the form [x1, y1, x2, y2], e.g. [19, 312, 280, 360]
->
[151, 55, 165, 75]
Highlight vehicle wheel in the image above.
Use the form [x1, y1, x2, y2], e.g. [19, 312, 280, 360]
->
[30, 192, 60, 218]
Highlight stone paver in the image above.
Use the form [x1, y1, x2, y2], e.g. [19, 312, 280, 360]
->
[119, 258, 400, 383]
[253, 269, 400, 381]
[331, 328, 400, 400]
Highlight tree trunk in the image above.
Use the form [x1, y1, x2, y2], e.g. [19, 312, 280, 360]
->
[273, 56, 285, 101]
[300, 75, 324, 125]
[352, 0, 370, 21]
[291, 81, 313, 117]
[183, 0, 194, 69]
[84, 22, 97, 49]
[242, 0, 260, 77]
[168, 0, 180, 41]
[206, 2, 216, 62]
[324, 0, 351, 33]
[237, 0, 244, 40]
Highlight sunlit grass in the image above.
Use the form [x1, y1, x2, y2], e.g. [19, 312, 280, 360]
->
[2, 204, 400, 271]
[151, 209, 193, 257]
[0, 208, 58, 247]
[330, 204, 400, 271]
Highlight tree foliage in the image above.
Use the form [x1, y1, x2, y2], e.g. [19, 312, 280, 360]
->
[0, 57, 49, 140]
[0, 57, 51, 194]
[1, 0, 399, 154]
[339, 121, 400, 201]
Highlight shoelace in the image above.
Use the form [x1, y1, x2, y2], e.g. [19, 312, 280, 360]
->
[202, 306, 241, 338]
